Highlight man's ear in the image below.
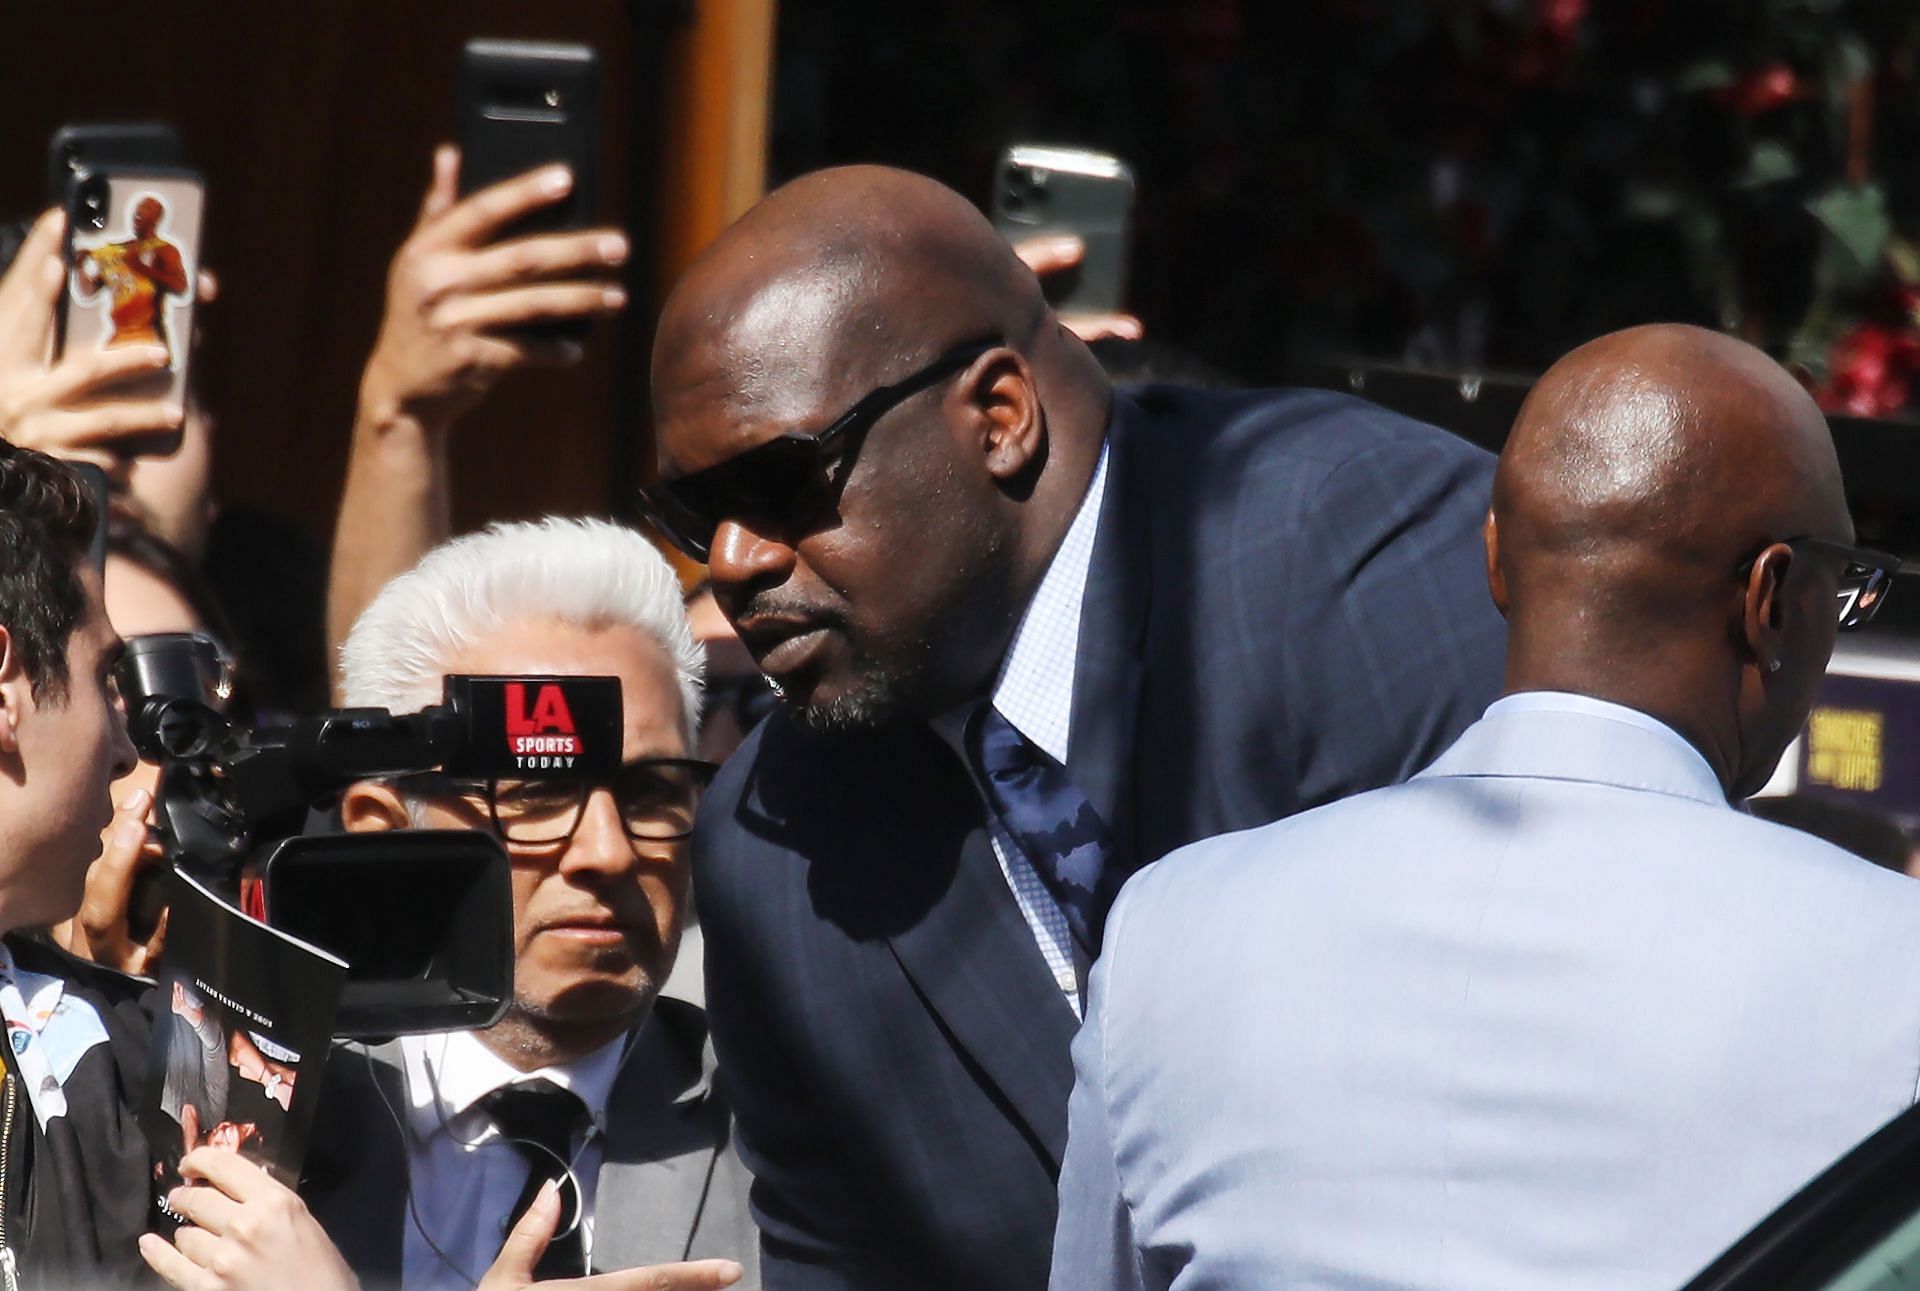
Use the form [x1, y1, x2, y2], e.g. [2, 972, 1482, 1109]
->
[1742, 542, 1794, 677]
[1483, 509, 1510, 620]
[0, 626, 25, 755]
[340, 780, 410, 832]
[965, 350, 1046, 484]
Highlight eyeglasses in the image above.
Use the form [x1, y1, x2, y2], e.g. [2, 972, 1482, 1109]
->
[405, 758, 719, 847]
[1741, 536, 1902, 630]
[638, 340, 997, 562]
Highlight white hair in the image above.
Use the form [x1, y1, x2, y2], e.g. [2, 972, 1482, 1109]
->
[340, 517, 704, 741]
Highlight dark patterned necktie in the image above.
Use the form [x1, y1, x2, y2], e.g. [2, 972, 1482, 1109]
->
[966, 703, 1120, 953]
[481, 1079, 588, 1278]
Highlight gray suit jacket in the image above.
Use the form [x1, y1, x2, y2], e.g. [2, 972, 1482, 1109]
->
[1054, 696, 1920, 1291]
[302, 998, 757, 1288]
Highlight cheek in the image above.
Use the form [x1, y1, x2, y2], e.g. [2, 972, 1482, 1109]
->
[508, 864, 546, 946]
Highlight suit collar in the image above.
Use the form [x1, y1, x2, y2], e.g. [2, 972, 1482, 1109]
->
[1067, 390, 1152, 855]
[1418, 694, 1731, 808]
[885, 822, 1081, 1169]
[591, 1000, 726, 1273]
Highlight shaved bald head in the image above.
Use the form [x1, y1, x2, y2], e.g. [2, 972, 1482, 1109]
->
[650, 166, 1111, 729]
[1490, 324, 1854, 797]
[656, 166, 1056, 449]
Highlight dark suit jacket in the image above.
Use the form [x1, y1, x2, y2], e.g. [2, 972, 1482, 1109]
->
[300, 998, 757, 1289]
[694, 385, 1509, 1289]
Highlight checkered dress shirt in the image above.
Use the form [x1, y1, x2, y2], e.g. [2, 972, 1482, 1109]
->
[935, 442, 1110, 1018]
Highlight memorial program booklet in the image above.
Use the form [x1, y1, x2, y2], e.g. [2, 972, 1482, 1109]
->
[140, 871, 346, 1201]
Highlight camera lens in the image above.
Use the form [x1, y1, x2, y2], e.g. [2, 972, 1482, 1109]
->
[77, 176, 109, 231]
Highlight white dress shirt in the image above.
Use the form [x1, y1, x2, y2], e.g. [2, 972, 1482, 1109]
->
[396, 1027, 629, 1289]
[935, 440, 1111, 1016]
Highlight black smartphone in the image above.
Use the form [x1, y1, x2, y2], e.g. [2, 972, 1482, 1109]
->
[991, 144, 1136, 315]
[58, 165, 206, 450]
[46, 122, 182, 207]
[459, 39, 599, 235]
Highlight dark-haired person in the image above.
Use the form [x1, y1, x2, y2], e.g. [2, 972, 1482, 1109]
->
[0, 444, 151, 1284]
[646, 165, 1505, 1287]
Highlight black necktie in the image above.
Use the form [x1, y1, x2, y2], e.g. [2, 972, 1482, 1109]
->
[965, 703, 1122, 953]
[481, 1080, 588, 1278]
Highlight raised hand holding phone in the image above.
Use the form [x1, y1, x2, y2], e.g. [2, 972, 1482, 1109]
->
[0, 209, 182, 459]
[356, 145, 627, 436]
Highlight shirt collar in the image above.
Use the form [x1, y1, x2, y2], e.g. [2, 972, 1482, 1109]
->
[400, 1024, 633, 1142]
[981, 440, 1112, 764]
[1442, 690, 1728, 805]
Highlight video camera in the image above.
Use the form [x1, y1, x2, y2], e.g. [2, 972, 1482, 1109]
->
[114, 633, 624, 1039]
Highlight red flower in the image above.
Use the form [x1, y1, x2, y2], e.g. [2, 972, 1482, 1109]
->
[1814, 321, 1920, 418]
[1716, 64, 1806, 117]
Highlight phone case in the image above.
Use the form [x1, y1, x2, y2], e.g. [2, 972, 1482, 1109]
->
[45, 122, 181, 206]
[992, 145, 1136, 315]
[61, 166, 204, 427]
[458, 39, 599, 235]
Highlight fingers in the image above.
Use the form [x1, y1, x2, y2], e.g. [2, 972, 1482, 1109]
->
[43, 344, 173, 402]
[43, 397, 186, 448]
[428, 228, 627, 300]
[417, 144, 462, 226]
[196, 267, 219, 303]
[1013, 233, 1086, 277]
[178, 1145, 278, 1206]
[139, 1231, 213, 1291]
[432, 282, 625, 333]
[1059, 311, 1145, 342]
[478, 1178, 559, 1289]
[166, 1180, 242, 1237]
[0, 209, 68, 361]
[171, 1223, 224, 1270]
[545, 1260, 747, 1291]
[419, 164, 572, 252]
[78, 786, 153, 943]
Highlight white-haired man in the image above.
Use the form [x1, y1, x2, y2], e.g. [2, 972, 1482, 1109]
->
[173, 517, 756, 1290]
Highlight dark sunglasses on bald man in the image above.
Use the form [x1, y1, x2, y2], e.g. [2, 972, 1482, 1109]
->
[639, 339, 997, 562]
[1739, 535, 1901, 631]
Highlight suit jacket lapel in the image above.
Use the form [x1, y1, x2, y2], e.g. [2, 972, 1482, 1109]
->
[302, 1040, 408, 1287]
[886, 813, 1082, 1170]
[1068, 391, 1152, 867]
[590, 1006, 725, 1271]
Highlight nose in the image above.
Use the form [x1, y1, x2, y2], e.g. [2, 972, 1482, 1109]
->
[707, 517, 797, 592]
[558, 787, 639, 880]
[108, 707, 138, 782]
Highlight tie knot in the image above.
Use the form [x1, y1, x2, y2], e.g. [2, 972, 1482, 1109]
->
[967, 703, 1049, 778]
[481, 1079, 587, 1155]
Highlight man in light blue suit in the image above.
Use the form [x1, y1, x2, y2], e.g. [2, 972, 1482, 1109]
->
[1051, 324, 1912, 1291]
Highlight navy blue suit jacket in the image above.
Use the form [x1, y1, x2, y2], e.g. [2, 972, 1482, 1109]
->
[693, 386, 1509, 1289]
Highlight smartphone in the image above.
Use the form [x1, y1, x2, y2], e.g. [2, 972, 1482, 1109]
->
[991, 145, 1136, 315]
[459, 39, 599, 234]
[59, 166, 205, 444]
[46, 123, 182, 207]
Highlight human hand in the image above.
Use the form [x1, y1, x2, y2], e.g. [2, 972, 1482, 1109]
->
[0, 210, 184, 456]
[357, 145, 629, 434]
[1012, 234, 1143, 342]
[141, 1149, 361, 1291]
[477, 1180, 746, 1291]
[49, 786, 168, 975]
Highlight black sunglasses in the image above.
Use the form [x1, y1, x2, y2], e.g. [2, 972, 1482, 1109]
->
[638, 340, 997, 562]
[1740, 535, 1901, 631]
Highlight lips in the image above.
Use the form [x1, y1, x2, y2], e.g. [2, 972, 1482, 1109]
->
[735, 615, 834, 680]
